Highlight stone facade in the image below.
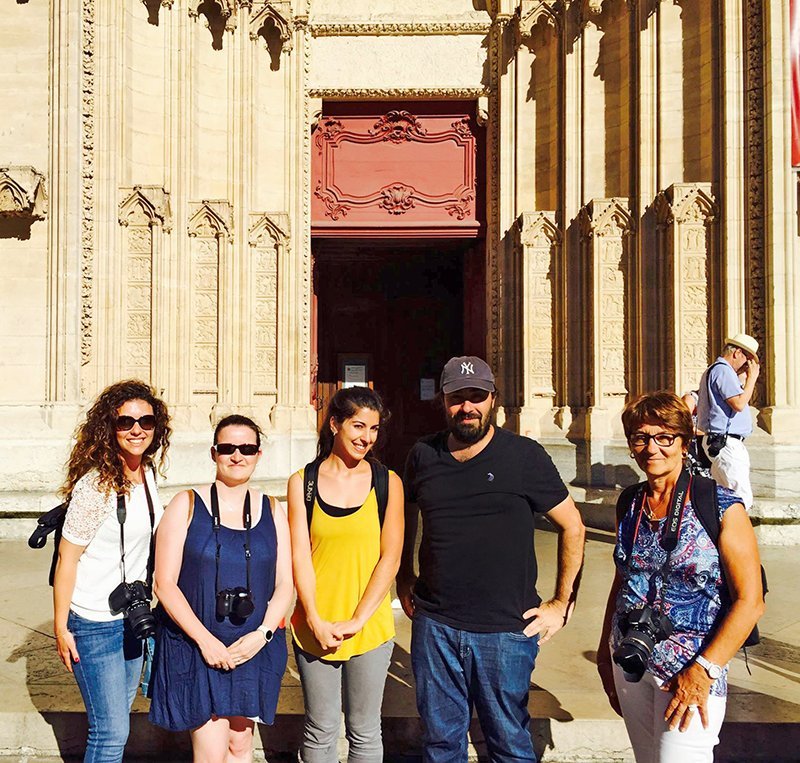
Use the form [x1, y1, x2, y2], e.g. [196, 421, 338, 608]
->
[1, 0, 798, 541]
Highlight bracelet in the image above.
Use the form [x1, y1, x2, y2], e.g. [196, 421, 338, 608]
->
[257, 625, 274, 643]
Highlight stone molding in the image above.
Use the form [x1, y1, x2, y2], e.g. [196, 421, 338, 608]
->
[306, 87, 488, 99]
[0, 166, 47, 221]
[81, 0, 96, 370]
[187, 201, 234, 240]
[517, 1, 562, 42]
[248, 211, 289, 247]
[118, 186, 172, 231]
[308, 21, 492, 37]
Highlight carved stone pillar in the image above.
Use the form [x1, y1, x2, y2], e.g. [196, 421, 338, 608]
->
[514, 211, 568, 438]
[579, 198, 633, 440]
[655, 183, 718, 395]
[117, 186, 171, 390]
[186, 201, 233, 424]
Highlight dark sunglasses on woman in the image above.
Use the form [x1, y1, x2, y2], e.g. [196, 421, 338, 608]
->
[214, 443, 260, 456]
[115, 415, 157, 432]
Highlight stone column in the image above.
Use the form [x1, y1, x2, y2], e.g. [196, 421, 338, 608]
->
[579, 198, 633, 440]
[514, 211, 567, 438]
[654, 183, 718, 395]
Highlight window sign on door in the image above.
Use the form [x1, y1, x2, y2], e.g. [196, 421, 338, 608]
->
[343, 363, 367, 389]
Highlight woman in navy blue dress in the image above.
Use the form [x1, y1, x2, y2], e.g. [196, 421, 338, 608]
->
[150, 415, 292, 761]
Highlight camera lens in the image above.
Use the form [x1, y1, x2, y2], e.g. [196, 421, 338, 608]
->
[127, 600, 156, 639]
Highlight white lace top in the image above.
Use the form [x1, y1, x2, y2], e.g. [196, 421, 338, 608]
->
[62, 469, 163, 621]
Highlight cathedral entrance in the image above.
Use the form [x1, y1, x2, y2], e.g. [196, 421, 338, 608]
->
[312, 240, 484, 471]
[310, 101, 485, 469]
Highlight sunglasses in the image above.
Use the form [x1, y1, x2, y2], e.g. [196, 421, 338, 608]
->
[115, 415, 156, 432]
[214, 443, 259, 456]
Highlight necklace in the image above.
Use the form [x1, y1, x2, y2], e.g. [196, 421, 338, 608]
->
[644, 495, 664, 522]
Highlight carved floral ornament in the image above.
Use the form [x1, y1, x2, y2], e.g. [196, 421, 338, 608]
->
[0, 166, 48, 221]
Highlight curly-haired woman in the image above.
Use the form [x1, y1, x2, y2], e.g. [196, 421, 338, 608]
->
[53, 380, 171, 763]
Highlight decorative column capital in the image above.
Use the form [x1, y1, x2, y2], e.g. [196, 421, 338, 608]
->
[188, 200, 234, 240]
[0, 165, 48, 222]
[516, 210, 561, 247]
[579, 197, 633, 239]
[250, 1, 294, 53]
[655, 183, 717, 227]
[119, 185, 171, 231]
[516, 1, 563, 45]
[248, 212, 290, 247]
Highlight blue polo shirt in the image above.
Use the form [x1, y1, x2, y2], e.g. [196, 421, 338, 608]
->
[696, 357, 752, 437]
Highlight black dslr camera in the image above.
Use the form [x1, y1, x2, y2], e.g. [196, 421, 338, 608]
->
[704, 432, 727, 457]
[215, 587, 255, 620]
[613, 605, 673, 682]
[108, 580, 156, 639]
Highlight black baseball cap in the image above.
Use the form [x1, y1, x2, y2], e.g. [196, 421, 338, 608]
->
[440, 356, 496, 394]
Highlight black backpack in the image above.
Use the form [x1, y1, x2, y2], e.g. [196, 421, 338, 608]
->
[28, 467, 158, 587]
[303, 458, 389, 530]
[615, 475, 767, 647]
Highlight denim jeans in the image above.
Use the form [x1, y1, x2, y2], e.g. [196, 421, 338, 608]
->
[295, 640, 394, 763]
[411, 613, 539, 763]
[68, 611, 143, 763]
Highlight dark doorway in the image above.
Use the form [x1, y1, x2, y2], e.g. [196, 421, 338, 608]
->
[313, 239, 485, 472]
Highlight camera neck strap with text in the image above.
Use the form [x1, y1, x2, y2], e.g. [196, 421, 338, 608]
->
[631, 467, 692, 605]
[115, 466, 157, 590]
[209, 482, 252, 597]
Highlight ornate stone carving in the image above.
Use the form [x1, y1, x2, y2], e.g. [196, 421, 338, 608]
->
[655, 183, 718, 394]
[118, 186, 171, 231]
[370, 111, 427, 143]
[744, 0, 766, 398]
[187, 200, 233, 239]
[81, 0, 96, 370]
[517, 1, 562, 44]
[123, 202, 153, 381]
[517, 212, 560, 400]
[308, 21, 492, 37]
[250, 1, 293, 54]
[307, 87, 488, 100]
[189, 0, 237, 34]
[248, 213, 287, 395]
[0, 166, 47, 221]
[580, 199, 633, 401]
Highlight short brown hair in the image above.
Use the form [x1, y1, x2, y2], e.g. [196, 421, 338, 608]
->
[622, 391, 694, 442]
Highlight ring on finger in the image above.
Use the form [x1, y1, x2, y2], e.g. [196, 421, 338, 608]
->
[687, 704, 697, 712]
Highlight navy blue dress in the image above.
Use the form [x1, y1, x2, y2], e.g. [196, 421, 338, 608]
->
[149, 492, 287, 731]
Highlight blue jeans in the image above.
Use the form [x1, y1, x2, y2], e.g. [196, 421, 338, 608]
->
[68, 611, 143, 763]
[411, 613, 539, 763]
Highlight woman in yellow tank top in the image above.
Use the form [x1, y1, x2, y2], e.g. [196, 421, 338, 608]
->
[287, 387, 404, 763]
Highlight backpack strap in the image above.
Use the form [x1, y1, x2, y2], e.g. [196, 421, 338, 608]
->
[370, 460, 389, 528]
[690, 475, 721, 545]
[303, 459, 322, 530]
[615, 482, 642, 560]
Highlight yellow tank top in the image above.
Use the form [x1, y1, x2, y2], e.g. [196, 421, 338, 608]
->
[291, 469, 395, 661]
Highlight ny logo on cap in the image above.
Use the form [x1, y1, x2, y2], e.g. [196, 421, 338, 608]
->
[461, 362, 474, 375]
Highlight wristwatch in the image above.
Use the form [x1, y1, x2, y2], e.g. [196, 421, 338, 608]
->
[257, 625, 274, 644]
[695, 654, 723, 680]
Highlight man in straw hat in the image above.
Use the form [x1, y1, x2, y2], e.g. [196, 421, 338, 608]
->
[695, 333, 760, 509]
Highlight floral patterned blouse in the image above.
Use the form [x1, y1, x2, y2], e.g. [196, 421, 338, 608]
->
[610, 484, 742, 696]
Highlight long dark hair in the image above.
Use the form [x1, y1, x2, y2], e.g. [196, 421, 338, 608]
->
[317, 386, 391, 461]
[60, 379, 172, 499]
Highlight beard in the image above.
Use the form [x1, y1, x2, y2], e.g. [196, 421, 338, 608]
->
[447, 409, 492, 445]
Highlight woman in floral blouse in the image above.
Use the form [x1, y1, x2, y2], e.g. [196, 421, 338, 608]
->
[597, 391, 763, 763]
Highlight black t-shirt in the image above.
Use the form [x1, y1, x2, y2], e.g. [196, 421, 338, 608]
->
[403, 427, 569, 633]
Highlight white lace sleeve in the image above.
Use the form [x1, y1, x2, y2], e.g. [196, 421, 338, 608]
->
[61, 473, 115, 546]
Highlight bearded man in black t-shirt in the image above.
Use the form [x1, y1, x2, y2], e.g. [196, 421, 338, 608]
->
[398, 356, 585, 763]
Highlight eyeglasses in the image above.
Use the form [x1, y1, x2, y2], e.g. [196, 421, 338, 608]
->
[628, 432, 680, 448]
[214, 443, 259, 456]
[115, 415, 156, 432]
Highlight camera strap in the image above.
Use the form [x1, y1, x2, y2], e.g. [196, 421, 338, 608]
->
[209, 483, 252, 597]
[116, 466, 157, 588]
[631, 468, 692, 605]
